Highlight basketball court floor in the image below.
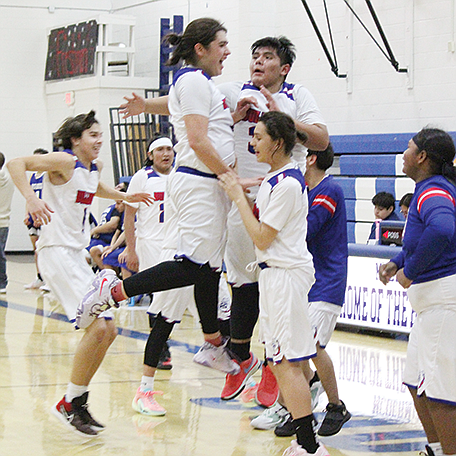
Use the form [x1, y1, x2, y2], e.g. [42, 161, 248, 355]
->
[0, 254, 425, 456]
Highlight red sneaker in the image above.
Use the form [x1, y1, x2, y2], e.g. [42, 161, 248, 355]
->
[255, 363, 279, 407]
[221, 353, 261, 400]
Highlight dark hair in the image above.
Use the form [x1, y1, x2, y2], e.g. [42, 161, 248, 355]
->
[259, 111, 296, 156]
[0, 152, 4, 169]
[412, 127, 456, 183]
[54, 110, 98, 150]
[307, 143, 334, 171]
[399, 193, 413, 208]
[164, 18, 226, 67]
[117, 182, 128, 192]
[251, 36, 296, 67]
[144, 135, 172, 166]
[33, 148, 49, 155]
[372, 191, 395, 209]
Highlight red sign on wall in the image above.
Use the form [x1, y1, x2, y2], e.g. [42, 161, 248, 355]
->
[45, 20, 98, 81]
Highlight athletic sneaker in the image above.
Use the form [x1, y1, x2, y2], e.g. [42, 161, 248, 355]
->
[76, 269, 120, 329]
[276, 412, 319, 437]
[317, 400, 351, 436]
[250, 402, 289, 430]
[255, 363, 279, 407]
[40, 283, 51, 292]
[283, 441, 330, 456]
[0, 288, 6, 294]
[24, 277, 44, 290]
[421, 445, 436, 456]
[157, 342, 173, 370]
[274, 411, 294, 436]
[310, 377, 324, 411]
[132, 388, 166, 416]
[221, 353, 261, 400]
[193, 338, 240, 375]
[51, 393, 100, 437]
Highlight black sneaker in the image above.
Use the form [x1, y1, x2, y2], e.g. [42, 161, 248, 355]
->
[51, 394, 98, 437]
[76, 392, 105, 431]
[420, 445, 435, 456]
[157, 342, 173, 370]
[317, 400, 351, 436]
[274, 412, 295, 437]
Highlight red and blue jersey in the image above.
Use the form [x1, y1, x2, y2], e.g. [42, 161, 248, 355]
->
[307, 175, 348, 306]
[391, 175, 456, 284]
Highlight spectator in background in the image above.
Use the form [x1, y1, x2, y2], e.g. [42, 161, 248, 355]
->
[368, 191, 401, 241]
[24, 148, 49, 290]
[400, 192, 413, 219]
[88, 183, 127, 271]
[0, 152, 14, 294]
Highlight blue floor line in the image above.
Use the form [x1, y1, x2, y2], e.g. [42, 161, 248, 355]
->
[0, 297, 428, 453]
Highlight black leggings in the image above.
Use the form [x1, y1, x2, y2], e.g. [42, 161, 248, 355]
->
[123, 257, 221, 334]
[144, 315, 175, 368]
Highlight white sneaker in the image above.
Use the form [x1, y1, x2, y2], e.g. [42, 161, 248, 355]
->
[75, 269, 120, 329]
[250, 402, 289, 430]
[310, 379, 324, 410]
[40, 283, 51, 292]
[24, 278, 44, 289]
[0, 288, 6, 294]
[193, 338, 240, 375]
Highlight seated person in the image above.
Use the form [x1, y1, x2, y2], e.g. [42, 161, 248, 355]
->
[399, 192, 413, 219]
[368, 191, 400, 241]
[88, 186, 126, 270]
[101, 225, 134, 280]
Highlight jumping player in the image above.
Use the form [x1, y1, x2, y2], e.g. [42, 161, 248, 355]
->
[6, 111, 153, 437]
[119, 36, 329, 404]
[77, 18, 255, 377]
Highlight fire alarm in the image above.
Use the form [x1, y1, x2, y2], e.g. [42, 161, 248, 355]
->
[65, 91, 75, 106]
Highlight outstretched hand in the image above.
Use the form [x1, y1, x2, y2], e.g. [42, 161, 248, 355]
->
[26, 198, 54, 225]
[119, 92, 146, 119]
[124, 192, 155, 206]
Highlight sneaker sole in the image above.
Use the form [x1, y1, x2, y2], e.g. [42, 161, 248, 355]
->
[50, 404, 99, 438]
[132, 399, 166, 416]
[221, 357, 262, 401]
[317, 410, 351, 436]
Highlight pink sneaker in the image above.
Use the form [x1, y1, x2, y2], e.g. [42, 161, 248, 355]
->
[255, 363, 279, 407]
[221, 353, 261, 400]
[132, 388, 166, 416]
[283, 442, 330, 456]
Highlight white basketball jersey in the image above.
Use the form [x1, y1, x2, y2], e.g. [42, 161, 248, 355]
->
[127, 166, 168, 241]
[37, 152, 99, 251]
[218, 81, 326, 180]
[168, 67, 235, 173]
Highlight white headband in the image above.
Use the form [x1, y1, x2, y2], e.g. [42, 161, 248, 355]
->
[148, 137, 173, 153]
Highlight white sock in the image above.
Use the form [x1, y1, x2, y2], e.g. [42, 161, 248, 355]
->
[140, 376, 155, 392]
[429, 443, 443, 456]
[65, 382, 88, 403]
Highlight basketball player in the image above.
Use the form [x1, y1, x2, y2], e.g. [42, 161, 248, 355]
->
[6, 111, 153, 437]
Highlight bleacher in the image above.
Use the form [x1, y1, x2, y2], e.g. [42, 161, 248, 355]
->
[330, 133, 415, 244]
